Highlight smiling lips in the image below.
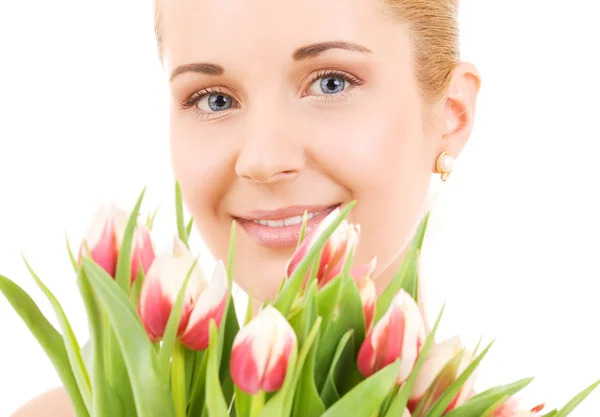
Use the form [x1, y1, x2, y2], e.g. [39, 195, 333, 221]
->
[235, 204, 340, 249]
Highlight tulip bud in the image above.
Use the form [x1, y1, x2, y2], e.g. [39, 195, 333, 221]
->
[137, 237, 228, 350]
[408, 336, 477, 412]
[230, 305, 297, 394]
[357, 289, 426, 384]
[491, 398, 545, 417]
[285, 208, 361, 287]
[79, 205, 155, 282]
[354, 257, 377, 331]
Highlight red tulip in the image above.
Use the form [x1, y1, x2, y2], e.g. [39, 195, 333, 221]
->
[285, 208, 361, 287]
[137, 237, 228, 350]
[79, 205, 155, 282]
[357, 289, 426, 384]
[408, 336, 477, 412]
[230, 305, 297, 394]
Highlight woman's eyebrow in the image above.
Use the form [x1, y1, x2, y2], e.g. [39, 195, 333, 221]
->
[169, 63, 224, 82]
[292, 41, 372, 60]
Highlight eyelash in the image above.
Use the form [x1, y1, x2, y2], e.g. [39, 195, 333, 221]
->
[179, 69, 364, 120]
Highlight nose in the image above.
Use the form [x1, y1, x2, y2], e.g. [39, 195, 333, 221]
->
[235, 108, 305, 184]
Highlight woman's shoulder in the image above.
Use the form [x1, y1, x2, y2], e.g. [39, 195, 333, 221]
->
[11, 387, 72, 417]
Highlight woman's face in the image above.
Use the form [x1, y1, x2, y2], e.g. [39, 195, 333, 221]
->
[163, 0, 467, 302]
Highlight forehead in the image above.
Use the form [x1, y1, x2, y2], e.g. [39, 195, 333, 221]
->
[161, 0, 410, 73]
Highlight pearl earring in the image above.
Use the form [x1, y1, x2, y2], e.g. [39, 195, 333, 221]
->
[435, 151, 455, 181]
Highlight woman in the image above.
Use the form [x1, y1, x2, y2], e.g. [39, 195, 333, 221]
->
[13, 0, 481, 414]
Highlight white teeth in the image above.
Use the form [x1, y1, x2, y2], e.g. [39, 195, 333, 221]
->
[283, 215, 303, 226]
[253, 211, 321, 227]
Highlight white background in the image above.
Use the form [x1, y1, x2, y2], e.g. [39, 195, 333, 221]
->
[1, 0, 599, 416]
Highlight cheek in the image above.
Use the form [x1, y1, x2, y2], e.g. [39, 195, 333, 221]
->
[307, 94, 432, 272]
[169, 111, 234, 236]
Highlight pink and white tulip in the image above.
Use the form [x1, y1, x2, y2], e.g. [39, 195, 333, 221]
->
[408, 336, 477, 412]
[357, 289, 427, 384]
[491, 397, 545, 417]
[355, 257, 378, 331]
[137, 237, 228, 350]
[230, 305, 297, 394]
[285, 208, 361, 287]
[79, 205, 155, 282]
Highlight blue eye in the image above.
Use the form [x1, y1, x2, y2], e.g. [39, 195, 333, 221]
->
[198, 93, 233, 112]
[309, 76, 350, 95]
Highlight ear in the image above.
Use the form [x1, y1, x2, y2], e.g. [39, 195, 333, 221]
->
[435, 62, 482, 161]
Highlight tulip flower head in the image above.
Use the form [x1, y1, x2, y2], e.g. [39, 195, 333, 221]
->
[285, 207, 361, 287]
[491, 397, 545, 417]
[79, 204, 155, 283]
[355, 257, 377, 331]
[230, 305, 297, 394]
[357, 289, 427, 384]
[408, 336, 477, 412]
[138, 237, 228, 350]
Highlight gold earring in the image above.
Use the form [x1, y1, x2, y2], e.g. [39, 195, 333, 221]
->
[435, 151, 455, 181]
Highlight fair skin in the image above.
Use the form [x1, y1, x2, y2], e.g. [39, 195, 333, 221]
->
[13, 0, 480, 415]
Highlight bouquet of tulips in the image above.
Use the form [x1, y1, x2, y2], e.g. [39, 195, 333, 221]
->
[1, 184, 598, 417]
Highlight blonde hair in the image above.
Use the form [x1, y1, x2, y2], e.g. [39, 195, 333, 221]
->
[153, 0, 460, 105]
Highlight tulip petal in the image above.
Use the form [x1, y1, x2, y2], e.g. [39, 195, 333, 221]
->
[180, 260, 229, 350]
[138, 273, 180, 342]
[80, 207, 118, 277]
[130, 226, 156, 282]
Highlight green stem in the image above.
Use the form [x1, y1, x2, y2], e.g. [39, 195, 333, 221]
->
[249, 390, 265, 417]
[172, 341, 187, 417]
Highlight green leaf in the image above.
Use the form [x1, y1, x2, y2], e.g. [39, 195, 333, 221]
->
[184, 347, 199, 400]
[65, 233, 81, 274]
[206, 321, 229, 417]
[171, 342, 188, 417]
[175, 181, 190, 248]
[146, 207, 160, 231]
[129, 268, 145, 308]
[444, 377, 534, 417]
[480, 395, 510, 417]
[291, 323, 325, 417]
[77, 268, 124, 417]
[383, 304, 445, 417]
[186, 217, 195, 239]
[320, 360, 401, 417]
[21, 255, 92, 411]
[316, 276, 342, 329]
[115, 187, 146, 295]
[216, 221, 241, 407]
[187, 351, 209, 417]
[82, 259, 175, 417]
[0, 274, 89, 417]
[425, 340, 494, 417]
[296, 211, 309, 247]
[555, 379, 600, 417]
[375, 213, 429, 323]
[219, 294, 241, 407]
[158, 257, 200, 378]
[103, 313, 135, 416]
[541, 410, 559, 417]
[235, 385, 253, 417]
[315, 275, 365, 392]
[273, 201, 356, 317]
[320, 330, 355, 407]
